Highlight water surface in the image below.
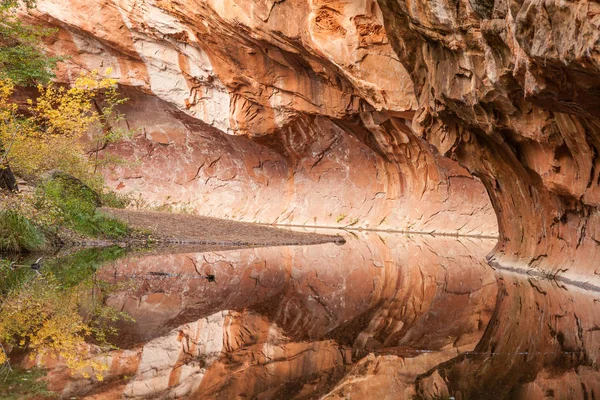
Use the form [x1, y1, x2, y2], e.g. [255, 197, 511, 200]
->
[51, 233, 600, 399]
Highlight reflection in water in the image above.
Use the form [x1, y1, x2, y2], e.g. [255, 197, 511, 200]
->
[43, 233, 600, 399]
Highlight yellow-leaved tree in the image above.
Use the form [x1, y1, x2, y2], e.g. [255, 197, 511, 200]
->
[0, 70, 132, 380]
[0, 69, 128, 191]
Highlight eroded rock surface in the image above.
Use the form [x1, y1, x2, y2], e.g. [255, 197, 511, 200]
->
[15, 0, 599, 282]
[10, 0, 600, 397]
[18, 0, 499, 237]
[377, 0, 600, 281]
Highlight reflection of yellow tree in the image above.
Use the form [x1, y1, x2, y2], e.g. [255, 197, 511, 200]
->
[0, 274, 119, 380]
[0, 69, 128, 189]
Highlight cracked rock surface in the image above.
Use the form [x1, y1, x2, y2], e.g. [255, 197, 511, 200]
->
[11, 0, 600, 396]
[378, 0, 600, 282]
[19, 0, 600, 283]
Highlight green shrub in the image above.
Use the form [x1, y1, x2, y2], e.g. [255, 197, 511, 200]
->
[38, 175, 128, 239]
[100, 189, 132, 209]
[0, 210, 45, 253]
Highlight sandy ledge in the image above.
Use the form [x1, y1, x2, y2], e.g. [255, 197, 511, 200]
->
[100, 208, 346, 247]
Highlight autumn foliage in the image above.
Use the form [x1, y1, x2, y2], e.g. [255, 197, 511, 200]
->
[0, 69, 127, 184]
[0, 2, 133, 389]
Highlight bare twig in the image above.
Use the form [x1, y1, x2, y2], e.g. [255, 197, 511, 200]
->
[0, 117, 19, 166]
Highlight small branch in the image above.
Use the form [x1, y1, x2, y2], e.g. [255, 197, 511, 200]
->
[0, 117, 19, 166]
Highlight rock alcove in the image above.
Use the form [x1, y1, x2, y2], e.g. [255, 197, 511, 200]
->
[23, 0, 600, 297]
[6, 0, 600, 398]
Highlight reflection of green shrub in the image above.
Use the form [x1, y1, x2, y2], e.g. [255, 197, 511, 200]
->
[45, 246, 126, 289]
[0, 246, 126, 302]
[39, 175, 128, 239]
[0, 210, 45, 253]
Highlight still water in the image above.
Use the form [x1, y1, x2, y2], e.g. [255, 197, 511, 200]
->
[46, 233, 600, 399]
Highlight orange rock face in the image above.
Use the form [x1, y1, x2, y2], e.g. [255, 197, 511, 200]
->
[12, 1, 600, 396]
[19, 0, 599, 282]
[97, 90, 498, 235]
[378, 0, 600, 283]
[21, 0, 500, 238]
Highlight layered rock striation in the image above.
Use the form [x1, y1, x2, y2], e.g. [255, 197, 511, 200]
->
[31, 236, 600, 399]
[34, 235, 500, 398]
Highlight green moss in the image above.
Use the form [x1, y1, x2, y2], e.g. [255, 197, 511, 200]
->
[0, 174, 130, 254]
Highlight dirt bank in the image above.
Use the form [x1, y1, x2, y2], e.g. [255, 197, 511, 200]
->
[101, 208, 345, 247]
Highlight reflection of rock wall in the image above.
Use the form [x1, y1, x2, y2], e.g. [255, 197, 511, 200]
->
[41, 235, 498, 398]
[38, 236, 600, 399]
[101, 234, 497, 346]
[415, 275, 600, 399]
[21, 0, 499, 236]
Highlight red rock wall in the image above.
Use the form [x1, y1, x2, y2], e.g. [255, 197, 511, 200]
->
[24, 0, 600, 280]
[377, 0, 600, 281]
[98, 89, 496, 235]
[20, 0, 498, 236]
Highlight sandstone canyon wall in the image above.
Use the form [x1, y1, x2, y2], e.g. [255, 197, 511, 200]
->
[377, 0, 600, 282]
[20, 0, 498, 237]
[19, 0, 600, 281]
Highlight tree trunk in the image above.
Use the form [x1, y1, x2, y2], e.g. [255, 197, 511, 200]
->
[0, 164, 18, 191]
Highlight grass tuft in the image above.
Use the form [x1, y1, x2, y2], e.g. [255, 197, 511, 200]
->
[0, 210, 45, 253]
[100, 190, 131, 209]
